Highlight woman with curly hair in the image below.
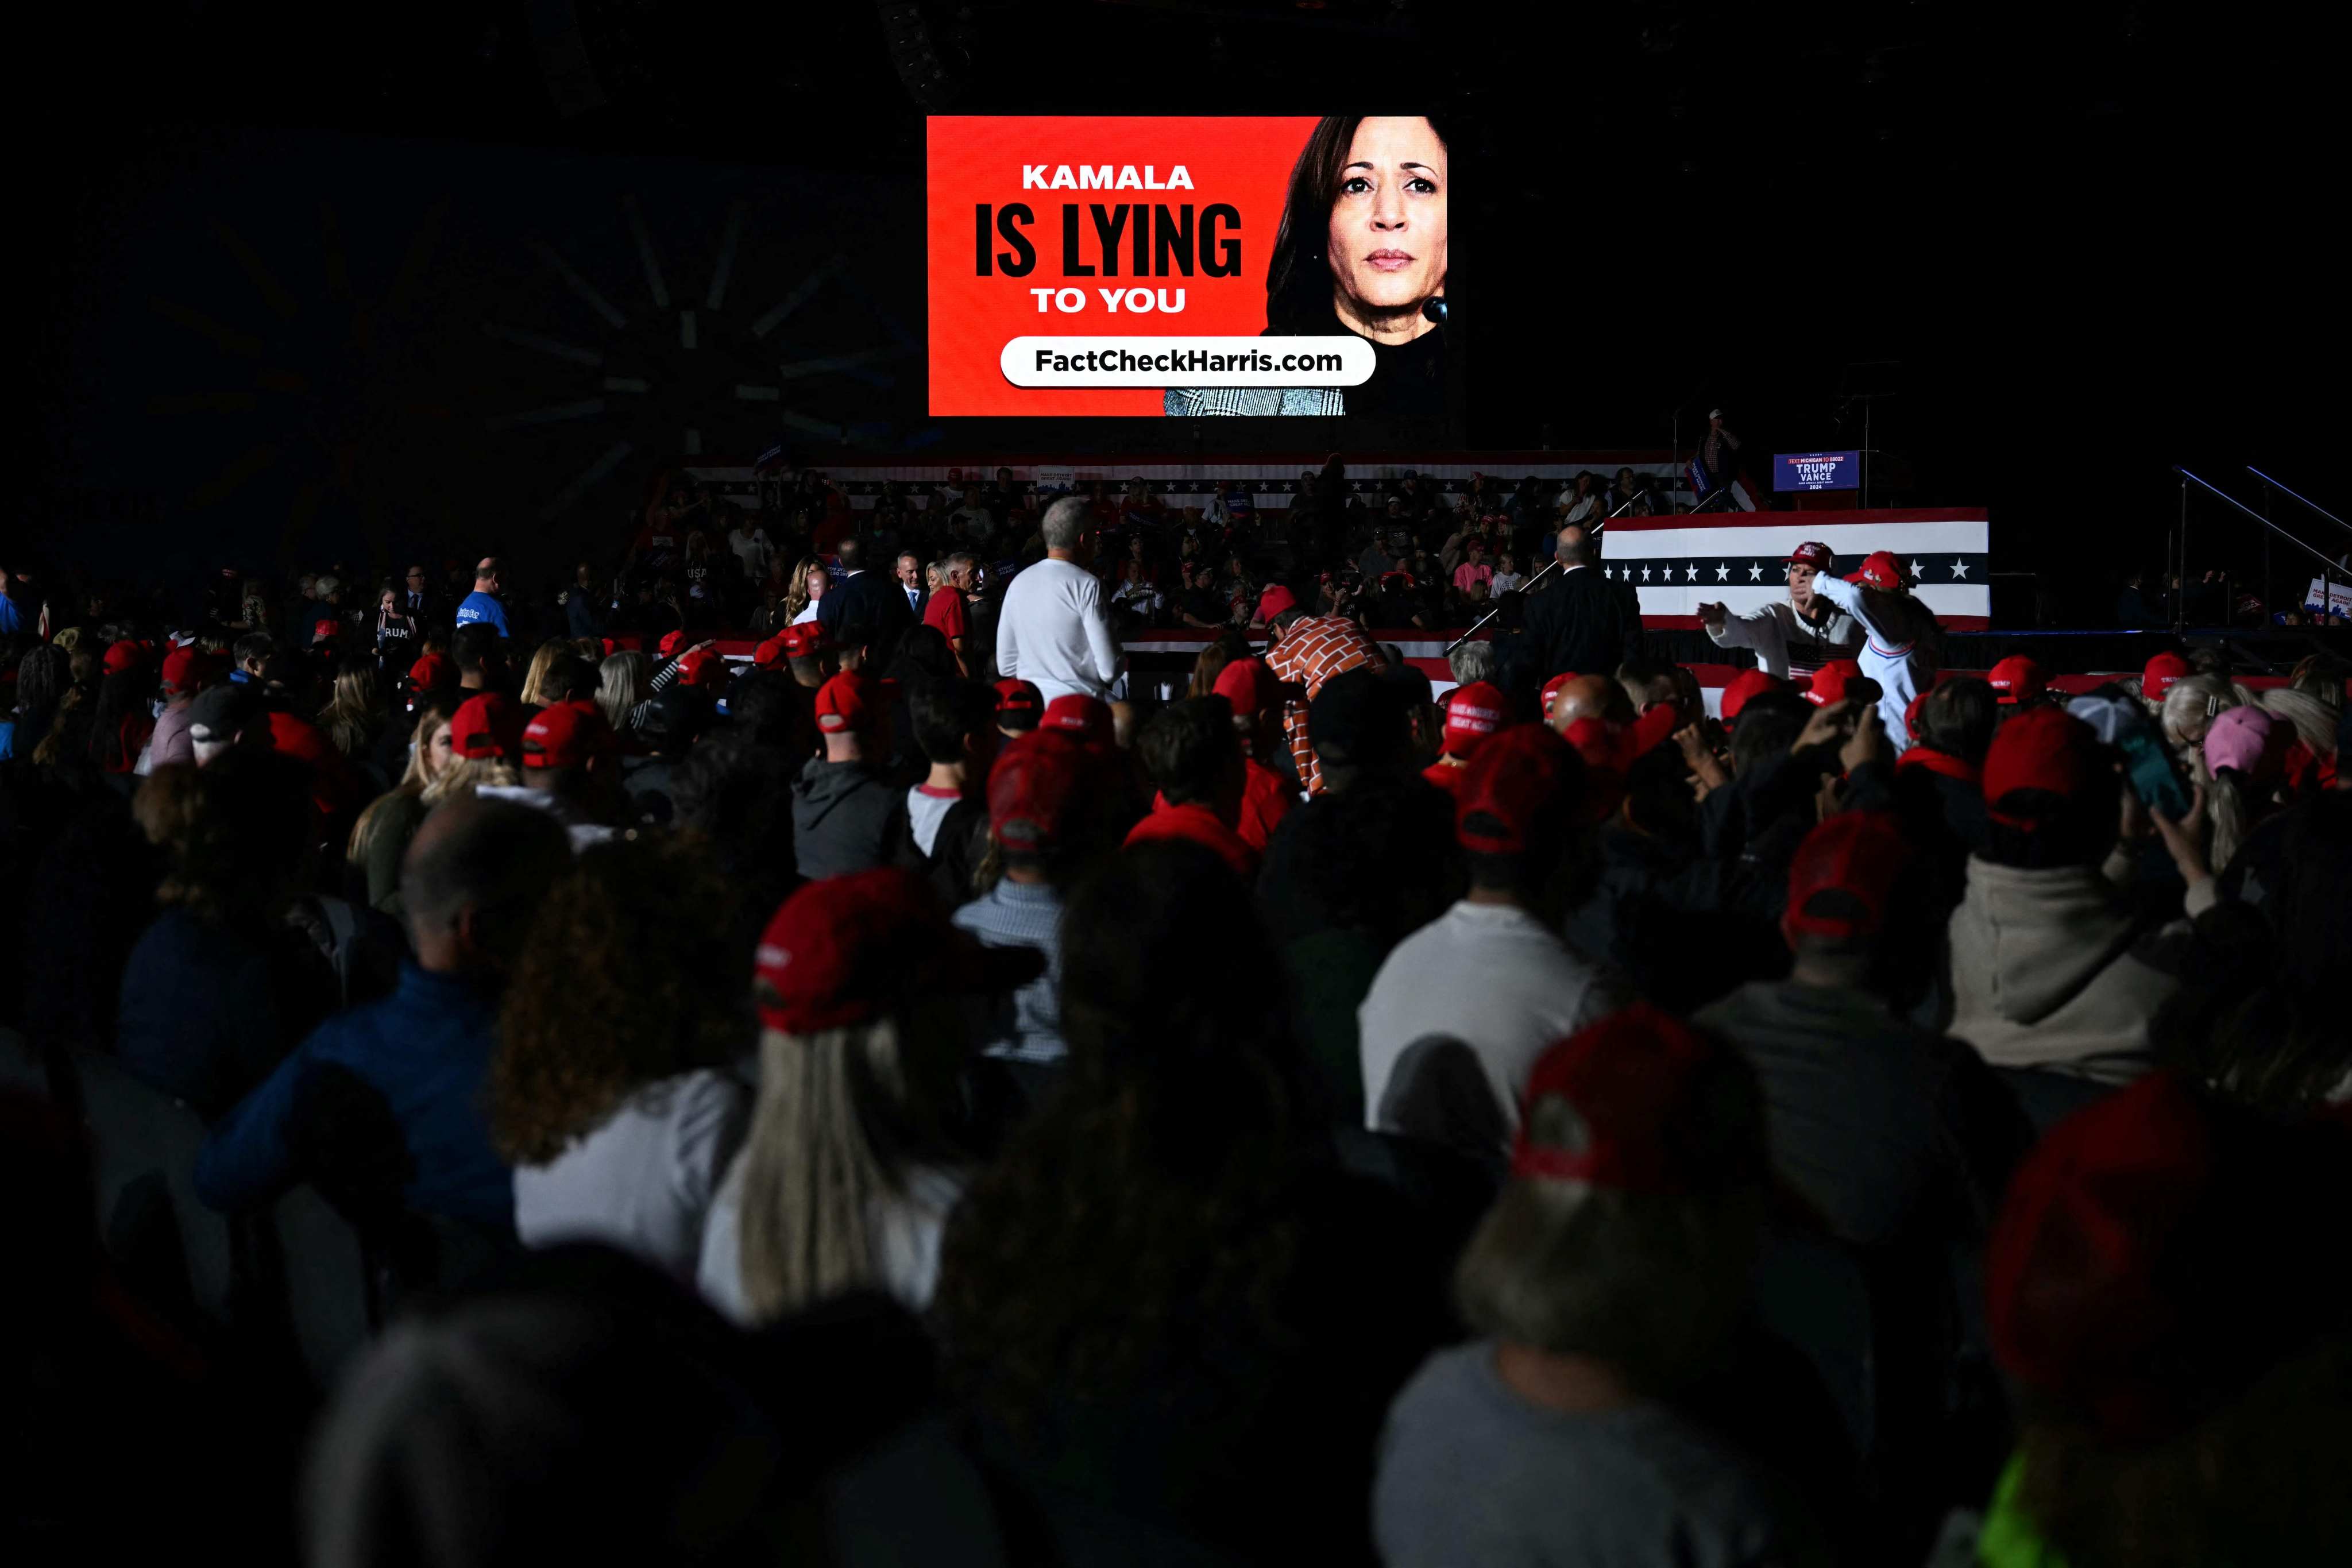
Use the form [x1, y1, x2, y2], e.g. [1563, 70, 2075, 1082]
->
[785, 557, 829, 625]
[347, 692, 462, 917]
[697, 868, 1040, 1327]
[492, 837, 752, 1281]
[928, 841, 1450, 1561]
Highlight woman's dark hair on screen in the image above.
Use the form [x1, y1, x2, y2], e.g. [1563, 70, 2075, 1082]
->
[1265, 114, 1452, 334]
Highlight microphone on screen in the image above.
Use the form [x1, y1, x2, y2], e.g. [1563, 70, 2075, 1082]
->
[1422, 297, 1449, 325]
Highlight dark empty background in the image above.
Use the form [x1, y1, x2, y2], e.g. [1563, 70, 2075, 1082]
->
[15, 2, 2341, 623]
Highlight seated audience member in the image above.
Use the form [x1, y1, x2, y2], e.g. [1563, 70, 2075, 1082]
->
[933, 843, 1450, 1562]
[952, 729, 1124, 1106]
[1974, 1074, 2352, 1566]
[902, 679, 998, 905]
[194, 797, 572, 1226]
[1374, 1007, 1808, 1568]
[1986, 654, 2050, 712]
[1359, 723, 1628, 1139]
[141, 644, 224, 772]
[790, 671, 913, 880]
[1695, 812, 2028, 1249]
[1126, 697, 1258, 877]
[1423, 680, 1505, 795]
[491, 838, 750, 1281]
[482, 701, 620, 851]
[303, 1250, 811, 1568]
[115, 751, 340, 1117]
[992, 676, 1043, 739]
[2199, 705, 2291, 872]
[349, 693, 462, 917]
[1949, 707, 2220, 1088]
[617, 686, 708, 827]
[698, 870, 1041, 1325]
[1209, 655, 1302, 845]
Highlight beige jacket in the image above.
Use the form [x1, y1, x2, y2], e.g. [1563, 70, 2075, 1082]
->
[1947, 855, 2220, 1084]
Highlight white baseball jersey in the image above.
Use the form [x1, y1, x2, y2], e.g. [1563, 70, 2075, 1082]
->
[1813, 574, 1941, 755]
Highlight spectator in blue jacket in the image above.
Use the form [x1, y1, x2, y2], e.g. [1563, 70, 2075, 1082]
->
[453, 557, 512, 641]
[194, 795, 570, 1226]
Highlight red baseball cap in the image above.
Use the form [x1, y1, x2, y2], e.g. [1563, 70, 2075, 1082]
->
[1455, 723, 1582, 855]
[2141, 651, 2192, 701]
[312, 617, 341, 643]
[1539, 671, 1578, 719]
[658, 629, 689, 659]
[1803, 659, 1866, 707]
[1718, 668, 1786, 723]
[1257, 584, 1298, 623]
[408, 652, 455, 692]
[1987, 655, 2047, 706]
[1211, 657, 1280, 719]
[781, 623, 831, 661]
[815, 671, 880, 736]
[102, 639, 146, 676]
[1982, 706, 2100, 827]
[1986, 1073, 2261, 1442]
[160, 646, 221, 694]
[1785, 540, 1835, 571]
[987, 729, 1089, 852]
[520, 700, 613, 770]
[1440, 682, 1507, 760]
[676, 648, 728, 688]
[1847, 550, 1907, 590]
[1783, 810, 1915, 948]
[754, 868, 1045, 1035]
[1903, 689, 1930, 740]
[1041, 693, 1114, 747]
[448, 693, 524, 762]
[752, 634, 787, 670]
[1513, 1005, 1739, 1195]
[993, 678, 1044, 730]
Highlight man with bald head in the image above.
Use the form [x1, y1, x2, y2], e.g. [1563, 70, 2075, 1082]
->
[1522, 524, 1643, 695]
[195, 797, 571, 1226]
[455, 556, 513, 640]
[1546, 674, 1630, 733]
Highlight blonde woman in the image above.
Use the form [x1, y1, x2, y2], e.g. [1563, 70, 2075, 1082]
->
[785, 557, 830, 625]
[347, 693, 462, 916]
[2155, 673, 2239, 755]
[596, 651, 652, 738]
[696, 870, 1040, 1326]
[517, 639, 573, 708]
[316, 656, 385, 759]
[2261, 685, 2340, 781]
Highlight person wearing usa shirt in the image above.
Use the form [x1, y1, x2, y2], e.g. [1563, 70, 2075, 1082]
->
[454, 557, 512, 641]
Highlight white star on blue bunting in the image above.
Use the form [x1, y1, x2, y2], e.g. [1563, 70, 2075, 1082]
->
[1640, 565, 1651, 582]
[1949, 559, 1970, 579]
[1685, 563, 1700, 582]
[1747, 562, 1764, 581]
[1715, 563, 1730, 581]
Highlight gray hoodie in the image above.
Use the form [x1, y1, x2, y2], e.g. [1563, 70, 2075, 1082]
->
[789, 756, 910, 882]
[1946, 855, 2219, 1084]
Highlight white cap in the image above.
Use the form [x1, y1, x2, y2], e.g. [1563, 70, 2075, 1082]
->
[1708, 408, 1724, 419]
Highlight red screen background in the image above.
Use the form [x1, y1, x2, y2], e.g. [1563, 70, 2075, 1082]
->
[926, 115, 1322, 417]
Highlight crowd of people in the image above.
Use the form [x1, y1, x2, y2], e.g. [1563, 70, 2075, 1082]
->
[3, 478, 2350, 1567]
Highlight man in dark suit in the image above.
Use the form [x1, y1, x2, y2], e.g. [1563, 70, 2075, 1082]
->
[818, 535, 916, 664]
[1520, 526, 1643, 685]
[894, 551, 928, 620]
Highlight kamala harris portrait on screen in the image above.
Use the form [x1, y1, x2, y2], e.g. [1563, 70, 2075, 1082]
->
[1165, 114, 1450, 420]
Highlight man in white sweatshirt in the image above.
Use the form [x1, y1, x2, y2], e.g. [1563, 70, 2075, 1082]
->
[996, 496, 1120, 706]
[1696, 539, 1864, 681]
[1809, 549, 1940, 756]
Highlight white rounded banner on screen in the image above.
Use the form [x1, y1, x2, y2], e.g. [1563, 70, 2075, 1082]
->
[1001, 336, 1376, 388]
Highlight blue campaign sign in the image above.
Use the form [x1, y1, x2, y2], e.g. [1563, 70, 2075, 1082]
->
[1774, 450, 1861, 492]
